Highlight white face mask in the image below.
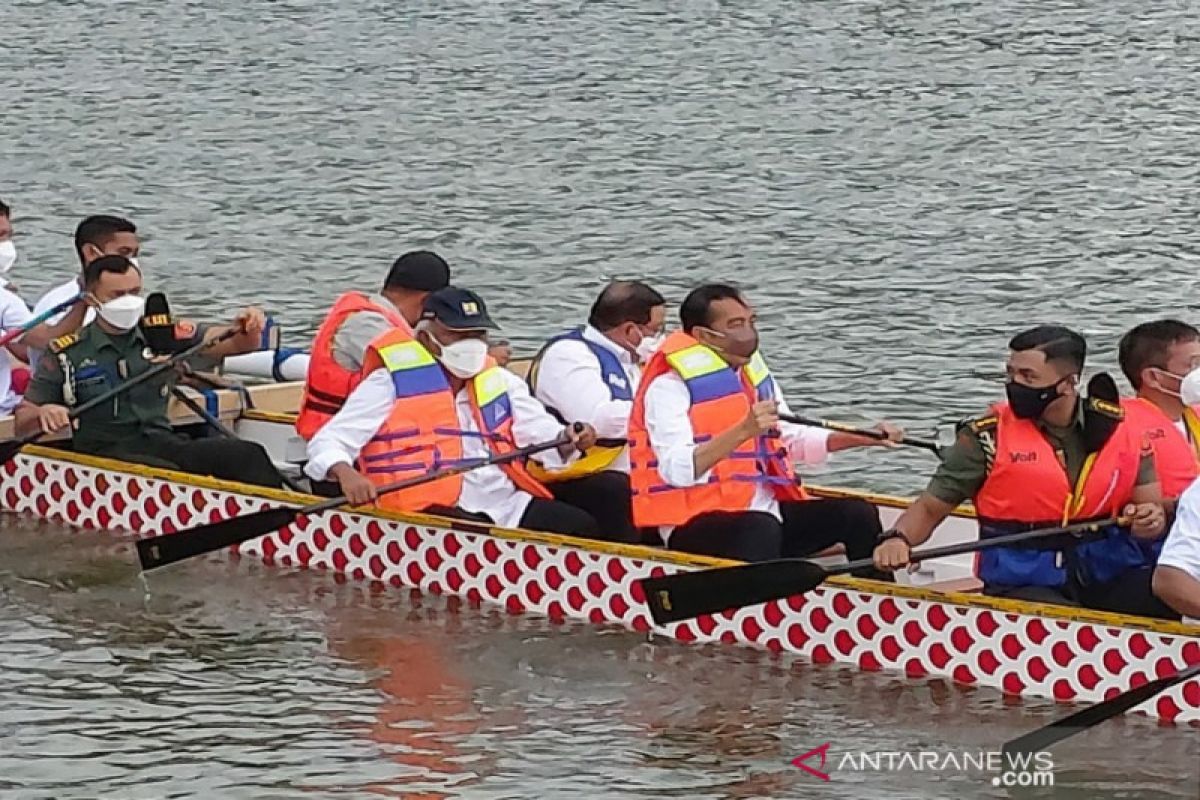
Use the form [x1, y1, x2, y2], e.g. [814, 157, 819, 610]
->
[1181, 369, 1200, 406]
[635, 331, 665, 363]
[0, 240, 16, 275]
[96, 294, 146, 332]
[431, 334, 489, 379]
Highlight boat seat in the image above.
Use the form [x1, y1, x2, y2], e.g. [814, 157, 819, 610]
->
[924, 576, 985, 594]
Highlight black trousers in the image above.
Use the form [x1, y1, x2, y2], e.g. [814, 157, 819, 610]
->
[85, 430, 284, 489]
[667, 498, 888, 578]
[548, 471, 638, 544]
[428, 498, 599, 539]
[988, 567, 1179, 620]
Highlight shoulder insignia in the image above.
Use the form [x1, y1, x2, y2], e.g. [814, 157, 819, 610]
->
[49, 332, 81, 353]
[1087, 398, 1124, 420]
[964, 414, 998, 433]
[174, 320, 197, 339]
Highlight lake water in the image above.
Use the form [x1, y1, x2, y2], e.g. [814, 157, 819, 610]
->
[3, 0, 1200, 796]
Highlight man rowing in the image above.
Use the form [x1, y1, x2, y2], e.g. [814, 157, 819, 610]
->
[872, 325, 1173, 617]
[296, 250, 451, 440]
[1118, 320, 1200, 508]
[628, 284, 901, 566]
[304, 287, 605, 538]
[1154, 478, 1200, 620]
[527, 280, 667, 544]
[15, 255, 284, 487]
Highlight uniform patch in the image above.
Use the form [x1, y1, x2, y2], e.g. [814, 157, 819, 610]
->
[1087, 398, 1124, 419]
[174, 320, 197, 339]
[49, 332, 81, 353]
[967, 414, 998, 432]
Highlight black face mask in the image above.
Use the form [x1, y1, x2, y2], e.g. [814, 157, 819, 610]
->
[1005, 379, 1062, 420]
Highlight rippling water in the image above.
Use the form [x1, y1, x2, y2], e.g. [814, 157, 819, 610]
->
[4, 0, 1200, 796]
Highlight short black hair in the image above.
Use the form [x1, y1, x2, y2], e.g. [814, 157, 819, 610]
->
[1008, 325, 1087, 373]
[74, 215, 136, 266]
[384, 250, 451, 292]
[679, 284, 746, 333]
[0, 199, 9, 218]
[84, 255, 140, 288]
[1118, 319, 1200, 389]
[587, 281, 665, 330]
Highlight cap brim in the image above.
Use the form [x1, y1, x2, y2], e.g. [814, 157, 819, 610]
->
[441, 318, 500, 331]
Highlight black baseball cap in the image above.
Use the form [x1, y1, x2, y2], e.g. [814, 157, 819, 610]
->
[422, 287, 499, 330]
[384, 250, 451, 292]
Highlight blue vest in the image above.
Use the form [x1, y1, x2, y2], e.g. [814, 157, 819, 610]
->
[534, 328, 633, 406]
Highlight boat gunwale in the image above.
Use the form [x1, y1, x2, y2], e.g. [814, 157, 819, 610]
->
[13, 442, 1199, 639]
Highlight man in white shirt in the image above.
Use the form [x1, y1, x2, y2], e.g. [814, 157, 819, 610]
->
[528, 280, 666, 543]
[629, 284, 901, 571]
[28, 214, 134, 366]
[306, 287, 605, 538]
[1153, 477, 1200, 620]
[0, 198, 17, 289]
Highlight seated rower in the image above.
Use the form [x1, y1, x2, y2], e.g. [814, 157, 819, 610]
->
[1118, 320, 1200, 510]
[628, 284, 901, 568]
[297, 250, 451, 440]
[873, 325, 1174, 618]
[15, 255, 284, 488]
[304, 287, 604, 538]
[528, 280, 667, 544]
[1153, 477, 1200, 620]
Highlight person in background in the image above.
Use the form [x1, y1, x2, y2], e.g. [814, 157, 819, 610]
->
[873, 325, 1173, 617]
[27, 214, 133, 366]
[15, 256, 283, 487]
[1118, 320, 1200, 510]
[0, 198, 16, 289]
[1153, 477, 1200, 620]
[628, 284, 901, 568]
[527, 280, 666, 543]
[305, 287, 605, 538]
[297, 250, 451, 440]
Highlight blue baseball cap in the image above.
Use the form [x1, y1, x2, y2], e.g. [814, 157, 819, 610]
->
[421, 286, 499, 331]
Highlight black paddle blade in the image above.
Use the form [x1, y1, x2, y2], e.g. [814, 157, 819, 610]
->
[638, 558, 829, 625]
[1003, 662, 1200, 756]
[136, 506, 300, 571]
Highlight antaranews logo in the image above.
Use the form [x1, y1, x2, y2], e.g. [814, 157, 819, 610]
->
[792, 743, 1055, 788]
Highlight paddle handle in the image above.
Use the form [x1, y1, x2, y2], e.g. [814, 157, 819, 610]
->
[298, 428, 578, 516]
[779, 413, 941, 454]
[0, 293, 83, 348]
[829, 516, 1125, 577]
[15, 326, 242, 448]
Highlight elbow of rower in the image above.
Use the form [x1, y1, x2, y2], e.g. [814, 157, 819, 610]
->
[1152, 566, 1200, 619]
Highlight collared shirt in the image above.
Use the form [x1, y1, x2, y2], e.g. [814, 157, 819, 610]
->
[330, 294, 406, 373]
[0, 287, 32, 414]
[1159, 476, 1200, 621]
[305, 366, 573, 529]
[532, 324, 639, 472]
[641, 369, 832, 539]
[29, 277, 94, 367]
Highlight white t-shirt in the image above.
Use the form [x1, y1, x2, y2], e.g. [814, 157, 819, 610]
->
[1161, 478, 1200, 584]
[29, 277, 93, 367]
[0, 287, 33, 414]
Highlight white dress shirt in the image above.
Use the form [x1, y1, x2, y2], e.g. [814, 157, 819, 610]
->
[306, 366, 573, 529]
[29, 277, 94, 367]
[642, 370, 832, 543]
[0, 287, 32, 414]
[533, 325, 639, 473]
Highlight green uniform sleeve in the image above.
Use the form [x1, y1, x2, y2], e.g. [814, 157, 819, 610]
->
[1134, 449, 1157, 488]
[924, 425, 990, 507]
[181, 322, 221, 372]
[23, 353, 66, 406]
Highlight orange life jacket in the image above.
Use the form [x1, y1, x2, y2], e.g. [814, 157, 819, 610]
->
[1120, 397, 1200, 499]
[358, 328, 552, 513]
[628, 331, 805, 528]
[973, 402, 1142, 588]
[296, 292, 408, 440]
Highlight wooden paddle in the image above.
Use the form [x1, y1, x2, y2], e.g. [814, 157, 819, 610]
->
[1003, 661, 1200, 756]
[0, 327, 242, 467]
[779, 413, 942, 455]
[136, 429, 577, 572]
[0, 293, 82, 348]
[639, 517, 1121, 625]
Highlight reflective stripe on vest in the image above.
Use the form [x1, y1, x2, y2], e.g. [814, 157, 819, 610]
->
[527, 328, 630, 482]
[1121, 397, 1200, 499]
[296, 291, 407, 440]
[973, 403, 1142, 588]
[468, 366, 553, 501]
[628, 331, 804, 528]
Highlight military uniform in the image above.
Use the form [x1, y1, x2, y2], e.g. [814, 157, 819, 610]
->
[24, 322, 282, 489]
[926, 403, 1171, 617]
